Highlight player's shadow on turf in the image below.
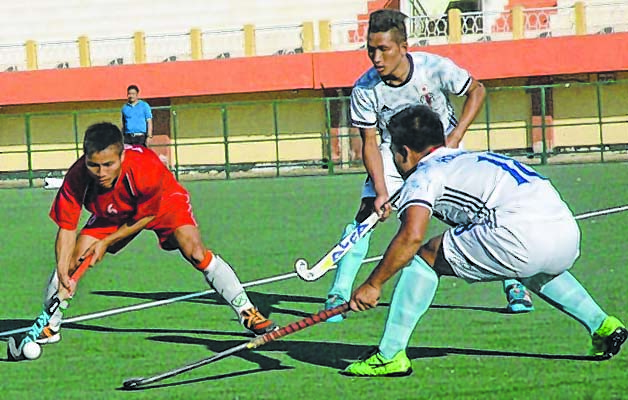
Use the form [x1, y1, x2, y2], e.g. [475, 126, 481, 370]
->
[0, 319, 31, 342]
[90, 290, 509, 317]
[90, 290, 326, 319]
[117, 366, 293, 391]
[430, 304, 509, 314]
[120, 336, 295, 390]
[147, 335, 444, 372]
[420, 347, 598, 361]
[147, 335, 600, 373]
[61, 322, 253, 338]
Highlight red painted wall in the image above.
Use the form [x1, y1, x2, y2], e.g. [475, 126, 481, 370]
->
[1, 33, 627, 106]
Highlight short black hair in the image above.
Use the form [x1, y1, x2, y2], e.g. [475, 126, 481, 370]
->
[127, 84, 139, 93]
[368, 9, 408, 43]
[83, 122, 124, 156]
[388, 105, 445, 153]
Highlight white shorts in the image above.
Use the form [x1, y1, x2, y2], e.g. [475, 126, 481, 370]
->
[361, 126, 457, 201]
[361, 143, 404, 200]
[442, 214, 580, 283]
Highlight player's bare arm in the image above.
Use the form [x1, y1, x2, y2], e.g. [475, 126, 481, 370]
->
[350, 206, 431, 311]
[83, 215, 156, 263]
[55, 227, 78, 295]
[361, 127, 391, 220]
[147, 118, 153, 138]
[446, 78, 486, 148]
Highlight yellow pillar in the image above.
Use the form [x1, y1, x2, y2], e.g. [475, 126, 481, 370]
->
[318, 20, 332, 51]
[78, 35, 91, 67]
[244, 24, 256, 57]
[448, 8, 462, 44]
[574, 1, 587, 35]
[133, 31, 146, 64]
[512, 5, 525, 39]
[25, 40, 38, 70]
[301, 21, 314, 52]
[190, 28, 203, 60]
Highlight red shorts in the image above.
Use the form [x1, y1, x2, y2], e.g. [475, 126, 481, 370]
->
[80, 192, 197, 253]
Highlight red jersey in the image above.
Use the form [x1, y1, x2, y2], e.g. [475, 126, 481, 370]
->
[50, 146, 187, 230]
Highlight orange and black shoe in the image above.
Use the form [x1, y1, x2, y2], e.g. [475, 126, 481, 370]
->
[240, 308, 278, 336]
[35, 325, 61, 345]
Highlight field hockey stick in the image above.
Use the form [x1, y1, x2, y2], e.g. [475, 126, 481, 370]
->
[574, 204, 628, 220]
[122, 302, 350, 389]
[7, 254, 93, 361]
[295, 190, 402, 282]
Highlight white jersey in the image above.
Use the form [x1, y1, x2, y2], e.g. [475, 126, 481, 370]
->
[397, 148, 573, 226]
[398, 148, 580, 282]
[350, 52, 472, 142]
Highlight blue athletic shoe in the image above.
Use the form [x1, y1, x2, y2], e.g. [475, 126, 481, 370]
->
[325, 295, 347, 322]
[505, 283, 534, 313]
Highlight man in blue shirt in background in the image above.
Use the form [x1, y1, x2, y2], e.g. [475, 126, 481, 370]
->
[121, 84, 153, 146]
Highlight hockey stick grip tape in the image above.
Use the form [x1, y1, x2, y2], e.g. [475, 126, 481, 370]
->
[71, 254, 93, 282]
[249, 303, 350, 348]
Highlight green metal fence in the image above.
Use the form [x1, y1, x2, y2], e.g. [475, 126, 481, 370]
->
[1, 79, 627, 188]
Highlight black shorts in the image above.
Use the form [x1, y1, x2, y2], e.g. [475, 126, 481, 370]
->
[124, 134, 147, 146]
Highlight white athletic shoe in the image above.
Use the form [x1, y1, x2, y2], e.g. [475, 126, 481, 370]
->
[35, 325, 61, 345]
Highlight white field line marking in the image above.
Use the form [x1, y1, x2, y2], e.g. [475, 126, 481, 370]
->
[1, 203, 625, 338]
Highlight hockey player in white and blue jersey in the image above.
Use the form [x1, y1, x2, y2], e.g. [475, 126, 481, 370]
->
[341, 105, 627, 377]
[325, 9, 536, 317]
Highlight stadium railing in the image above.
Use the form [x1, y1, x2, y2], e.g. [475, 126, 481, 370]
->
[2, 1, 627, 72]
[1, 79, 627, 188]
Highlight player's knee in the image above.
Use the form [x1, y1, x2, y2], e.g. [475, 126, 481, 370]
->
[519, 273, 556, 293]
[418, 236, 453, 276]
[418, 238, 440, 265]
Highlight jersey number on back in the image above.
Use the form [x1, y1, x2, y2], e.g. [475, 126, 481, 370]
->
[477, 153, 546, 185]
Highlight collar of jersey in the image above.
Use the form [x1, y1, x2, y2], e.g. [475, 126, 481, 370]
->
[421, 146, 446, 163]
[382, 54, 414, 88]
[401, 146, 445, 179]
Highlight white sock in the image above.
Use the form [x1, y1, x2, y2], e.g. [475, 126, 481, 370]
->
[379, 256, 439, 359]
[202, 255, 254, 315]
[44, 270, 66, 331]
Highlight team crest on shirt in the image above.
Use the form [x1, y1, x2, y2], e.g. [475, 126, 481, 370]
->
[106, 203, 118, 215]
[420, 92, 435, 107]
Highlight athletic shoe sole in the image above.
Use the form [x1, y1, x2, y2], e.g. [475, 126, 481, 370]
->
[35, 333, 61, 345]
[596, 327, 628, 360]
[506, 303, 535, 313]
[339, 368, 413, 377]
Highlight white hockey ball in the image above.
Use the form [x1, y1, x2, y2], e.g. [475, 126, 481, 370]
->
[23, 341, 42, 360]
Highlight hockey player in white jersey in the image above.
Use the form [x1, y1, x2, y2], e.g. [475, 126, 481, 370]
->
[340, 104, 627, 377]
[325, 9, 536, 317]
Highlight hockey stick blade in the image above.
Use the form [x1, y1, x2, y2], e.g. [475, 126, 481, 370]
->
[294, 190, 401, 282]
[294, 212, 379, 281]
[121, 303, 349, 389]
[122, 377, 145, 389]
